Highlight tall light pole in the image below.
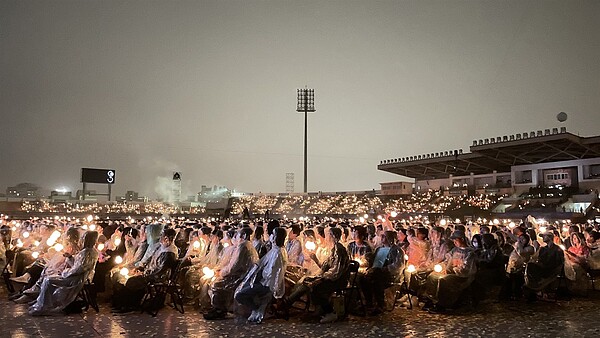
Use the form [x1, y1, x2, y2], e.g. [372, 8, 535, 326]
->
[296, 87, 315, 193]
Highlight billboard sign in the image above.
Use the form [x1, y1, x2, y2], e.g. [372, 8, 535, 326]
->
[81, 168, 116, 184]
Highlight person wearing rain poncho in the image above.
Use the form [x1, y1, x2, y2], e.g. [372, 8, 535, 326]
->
[360, 230, 404, 315]
[134, 223, 164, 270]
[111, 228, 179, 312]
[563, 232, 589, 296]
[423, 230, 477, 312]
[203, 227, 259, 320]
[13, 227, 81, 304]
[500, 233, 535, 300]
[524, 231, 564, 301]
[235, 227, 288, 323]
[28, 231, 99, 316]
[284, 227, 349, 324]
[183, 229, 224, 307]
[109, 223, 162, 294]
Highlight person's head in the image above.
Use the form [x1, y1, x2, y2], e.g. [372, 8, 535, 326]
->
[82, 231, 99, 249]
[480, 226, 490, 235]
[588, 231, 600, 245]
[161, 228, 176, 247]
[571, 232, 586, 247]
[416, 227, 428, 240]
[430, 226, 444, 243]
[200, 226, 212, 237]
[290, 223, 302, 240]
[383, 230, 396, 247]
[540, 232, 554, 245]
[254, 226, 264, 241]
[569, 225, 580, 235]
[352, 225, 368, 243]
[267, 219, 280, 235]
[272, 227, 287, 247]
[329, 227, 342, 244]
[518, 233, 530, 246]
[495, 231, 506, 247]
[481, 233, 497, 250]
[450, 230, 467, 247]
[146, 223, 164, 245]
[211, 229, 224, 244]
[366, 224, 376, 237]
[65, 227, 80, 246]
[236, 227, 253, 243]
[471, 234, 483, 249]
[397, 229, 407, 242]
[316, 226, 325, 241]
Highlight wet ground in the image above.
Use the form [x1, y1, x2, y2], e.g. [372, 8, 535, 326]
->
[2, 287, 600, 338]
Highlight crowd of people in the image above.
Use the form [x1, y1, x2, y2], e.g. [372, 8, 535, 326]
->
[20, 201, 205, 215]
[1, 213, 599, 323]
[230, 191, 504, 217]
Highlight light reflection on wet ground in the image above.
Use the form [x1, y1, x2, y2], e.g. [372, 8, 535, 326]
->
[2, 288, 600, 338]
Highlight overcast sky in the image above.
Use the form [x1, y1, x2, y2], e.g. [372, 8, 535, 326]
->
[1, 0, 599, 198]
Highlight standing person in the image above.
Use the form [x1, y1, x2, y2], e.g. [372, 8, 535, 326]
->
[235, 227, 288, 323]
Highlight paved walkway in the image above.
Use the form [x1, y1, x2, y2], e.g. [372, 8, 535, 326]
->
[2, 287, 600, 338]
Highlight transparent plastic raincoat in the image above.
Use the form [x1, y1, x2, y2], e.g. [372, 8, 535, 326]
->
[423, 246, 477, 308]
[209, 239, 258, 311]
[29, 231, 99, 316]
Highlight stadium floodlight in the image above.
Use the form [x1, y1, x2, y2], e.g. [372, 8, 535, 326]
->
[296, 87, 316, 193]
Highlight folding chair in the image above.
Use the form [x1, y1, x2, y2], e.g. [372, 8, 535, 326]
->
[141, 259, 184, 316]
[78, 280, 99, 312]
[2, 263, 15, 293]
[338, 260, 365, 317]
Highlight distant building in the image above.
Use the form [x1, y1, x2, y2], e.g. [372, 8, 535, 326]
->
[116, 190, 147, 202]
[379, 181, 413, 196]
[6, 183, 40, 199]
[76, 189, 97, 201]
[50, 190, 73, 202]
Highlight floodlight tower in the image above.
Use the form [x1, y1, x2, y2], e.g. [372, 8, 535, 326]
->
[296, 87, 315, 193]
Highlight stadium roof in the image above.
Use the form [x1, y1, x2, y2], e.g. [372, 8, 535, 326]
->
[378, 128, 600, 180]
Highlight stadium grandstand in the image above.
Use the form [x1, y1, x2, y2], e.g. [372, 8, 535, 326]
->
[378, 127, 600, 220]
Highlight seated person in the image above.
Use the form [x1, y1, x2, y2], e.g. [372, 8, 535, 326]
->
[285, 227, 349, 324]
[524, 232, 564, 301]
[500, 233, 534, 300]
[475, 234, 506, 284]
[14, 227, 81, 303]
[360, 230, 404, 315]
[284, 224, 306, 286]
[28, 231, 99, 316]
[235, 227, 288, 323]
[564, 232, 590, 295]
[183, 229, 224, 307]
[111, 228, 178, 312]
[204, 227, 258, 320]
[347, 225, 373, 269]
[423, 230, 477, 312]
[406, 227, 431, 270]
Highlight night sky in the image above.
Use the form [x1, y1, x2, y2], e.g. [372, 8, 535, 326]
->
[1, 0, 599, 199]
